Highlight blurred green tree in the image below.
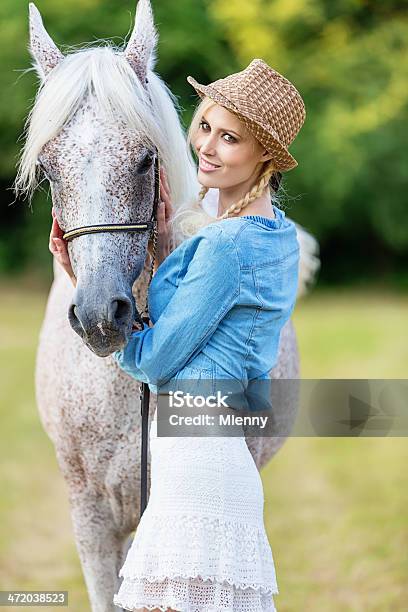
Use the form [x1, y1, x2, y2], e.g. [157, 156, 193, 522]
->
[209, 0, 408, 281]
[1, 0, 407, 284]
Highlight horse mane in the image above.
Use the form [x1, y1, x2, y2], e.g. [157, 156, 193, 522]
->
[13, 43, 200, 236]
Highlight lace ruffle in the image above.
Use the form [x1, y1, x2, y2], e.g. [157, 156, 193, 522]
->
[113, 574, 277, 611]
[118, 513, 278, 596]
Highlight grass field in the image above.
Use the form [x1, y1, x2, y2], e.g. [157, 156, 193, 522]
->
[0, 282, 407, 611]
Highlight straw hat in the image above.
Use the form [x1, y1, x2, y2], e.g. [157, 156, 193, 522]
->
[187, 58, 306, 172]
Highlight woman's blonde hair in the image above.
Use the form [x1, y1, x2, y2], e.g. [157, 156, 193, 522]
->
[170, 96, 283, 242]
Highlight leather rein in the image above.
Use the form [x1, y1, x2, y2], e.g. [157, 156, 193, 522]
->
[62, 151, 160, 520]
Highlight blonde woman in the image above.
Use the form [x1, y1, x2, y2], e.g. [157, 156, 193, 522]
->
[51, 59, 305, 612]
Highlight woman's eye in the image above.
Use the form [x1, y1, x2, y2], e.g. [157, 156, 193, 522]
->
[199, 121, 236, 143]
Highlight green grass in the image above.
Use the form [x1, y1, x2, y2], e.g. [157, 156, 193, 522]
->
[293, 286, 408, 378]
[0, 282, 407, 611]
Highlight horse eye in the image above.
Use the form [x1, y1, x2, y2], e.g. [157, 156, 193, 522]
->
[137, 151, 155, 174]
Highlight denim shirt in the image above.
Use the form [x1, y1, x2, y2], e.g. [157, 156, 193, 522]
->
[112, 205, 300, 399]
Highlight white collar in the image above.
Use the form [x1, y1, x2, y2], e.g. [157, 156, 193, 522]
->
[200, 187, 219, 218]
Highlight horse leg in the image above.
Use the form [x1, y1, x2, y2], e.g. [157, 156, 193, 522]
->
[67, 487, 129, 612]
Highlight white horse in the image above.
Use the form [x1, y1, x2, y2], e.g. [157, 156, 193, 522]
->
[15, 1, 320, 610]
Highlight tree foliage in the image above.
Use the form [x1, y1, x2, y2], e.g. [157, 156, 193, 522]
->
[209, 0, 408, 257]
[0, 0, 407, 282]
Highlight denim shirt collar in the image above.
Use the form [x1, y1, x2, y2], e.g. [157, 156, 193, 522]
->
[238, 205, 286, 229]
[217, 205, 287, 230]
[201, 188, 287, 230]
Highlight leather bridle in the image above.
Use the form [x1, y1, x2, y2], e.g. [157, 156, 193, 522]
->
[62, 148, 160, 520]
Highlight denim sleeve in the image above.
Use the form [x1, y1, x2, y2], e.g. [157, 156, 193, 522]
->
[112, 227, 240, 386]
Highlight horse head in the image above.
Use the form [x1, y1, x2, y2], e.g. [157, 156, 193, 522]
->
[15, 0, 198, 357]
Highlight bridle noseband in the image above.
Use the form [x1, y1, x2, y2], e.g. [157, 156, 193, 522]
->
[61, 142, 160, 520]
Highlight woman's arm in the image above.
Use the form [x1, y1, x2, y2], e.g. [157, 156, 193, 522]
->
[112, 227, 240, 386]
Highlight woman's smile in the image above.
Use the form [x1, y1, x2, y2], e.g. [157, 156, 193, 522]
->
[199, 156, 222, 172]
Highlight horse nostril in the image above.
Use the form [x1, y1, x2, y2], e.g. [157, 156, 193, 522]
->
[68, 302, 85, 336]
[109, 294, 133, 327]
[67, 292, 134, 341]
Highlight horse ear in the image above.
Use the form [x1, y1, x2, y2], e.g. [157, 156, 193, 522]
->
[123, 0, 158, 85]
[28, 2, 64, 81]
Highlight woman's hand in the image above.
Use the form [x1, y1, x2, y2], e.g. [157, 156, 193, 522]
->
[147, 167, 174, 273]
[49, 207, 77, 287]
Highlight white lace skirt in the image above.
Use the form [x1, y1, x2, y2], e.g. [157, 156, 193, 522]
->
[113, 418, 278, 611]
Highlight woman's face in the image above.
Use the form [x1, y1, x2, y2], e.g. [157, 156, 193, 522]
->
[193, 103, 272, 190]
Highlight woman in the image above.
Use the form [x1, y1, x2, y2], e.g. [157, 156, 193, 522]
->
[50, 59, 305, 612]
